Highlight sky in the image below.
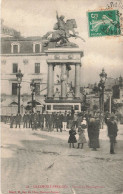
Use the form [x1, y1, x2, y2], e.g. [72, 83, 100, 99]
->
[1, 0, 123, 85]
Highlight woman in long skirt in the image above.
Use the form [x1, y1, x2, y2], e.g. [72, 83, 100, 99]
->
[77, 126, 87, 149]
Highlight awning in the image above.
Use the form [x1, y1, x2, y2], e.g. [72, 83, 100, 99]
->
[10, 101, 18, 105]
[27, 100, 41, 105]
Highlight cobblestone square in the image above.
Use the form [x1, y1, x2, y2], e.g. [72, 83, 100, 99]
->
[1, 123, 123, 194]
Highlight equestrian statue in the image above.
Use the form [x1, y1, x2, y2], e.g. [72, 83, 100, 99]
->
[42, 11, 85, 47]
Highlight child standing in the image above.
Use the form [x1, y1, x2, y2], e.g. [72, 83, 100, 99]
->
[68, 126, 77, 148]
[77, 126, 86, 149]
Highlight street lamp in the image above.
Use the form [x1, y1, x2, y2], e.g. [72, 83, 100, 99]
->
[16, 69, 23, 113]
[98, 68, 107, 128]
[83, 89, 87, 107]
[82, 88, 88, 112]
[30, 80, 35, 113]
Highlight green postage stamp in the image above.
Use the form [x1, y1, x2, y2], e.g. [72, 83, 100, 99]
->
[88, 10, 121, 37]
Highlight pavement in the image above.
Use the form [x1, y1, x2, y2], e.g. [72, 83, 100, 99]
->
[1, 123, 123, 194]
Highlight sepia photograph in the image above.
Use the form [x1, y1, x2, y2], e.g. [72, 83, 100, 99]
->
[1, 0, 123, 193]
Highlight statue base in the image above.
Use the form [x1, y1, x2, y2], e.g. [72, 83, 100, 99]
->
[45, 48, 84, 113]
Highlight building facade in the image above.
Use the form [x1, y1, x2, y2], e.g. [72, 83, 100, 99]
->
[1, 25, 78, 115]
[1, 26, 49, 115]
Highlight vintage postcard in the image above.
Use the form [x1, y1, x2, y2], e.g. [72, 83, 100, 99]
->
[1, 0, 123, 194]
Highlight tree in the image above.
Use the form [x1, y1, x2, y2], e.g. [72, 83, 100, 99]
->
[104, 98, 123, 113]
[93, 84, 99, 94]
[81, 102, 90, 111]
[112, 85, 120, 98]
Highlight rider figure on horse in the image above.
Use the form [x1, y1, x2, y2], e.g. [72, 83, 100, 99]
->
[54, 12, 69, 39]
[42, 12, 85, 47]
[55, 12, 66, 31]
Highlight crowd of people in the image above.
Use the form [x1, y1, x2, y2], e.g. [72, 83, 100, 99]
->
[9, 109, 119, 154]
[10, 109, 75, 131]
[67, 112, 118, 154]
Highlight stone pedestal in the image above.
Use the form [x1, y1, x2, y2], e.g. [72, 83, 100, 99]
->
[45, 48, 84, 113]
[75, 63, 81, 98]
[61, 64, 67, 98]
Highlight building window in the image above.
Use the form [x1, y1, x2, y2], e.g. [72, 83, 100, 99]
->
[35, 44, 40, 53]
[35, 63, 40, 73]
[12, 83, 18, 95]
[11, 42, 20, 53]
[35, 83, 40, 95]
[13, 63, 18, 73]
[47, 105, 51, 110]
[13, 45, 18, 53]
[33, 42, 42, 53]
[74, 105, 79, 110]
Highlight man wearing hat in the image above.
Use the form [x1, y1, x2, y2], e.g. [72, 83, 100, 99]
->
[106, 113, 118, 154]
[62, 111, 67, 131]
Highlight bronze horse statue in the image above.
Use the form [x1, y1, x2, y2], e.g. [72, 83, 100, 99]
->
[42, 18, 85, 47]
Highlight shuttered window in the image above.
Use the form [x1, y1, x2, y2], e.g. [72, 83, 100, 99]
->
[13, 63, 18, 73]
[12, 83, 17, 95]
[35, 63, 40, 73]
[13, 45, 18, 53]
[35, 44, 40, 53]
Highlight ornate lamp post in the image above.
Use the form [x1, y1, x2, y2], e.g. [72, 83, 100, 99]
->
[98, 68, 107, 128]
[30, 80, 35, 113]
[16, 69, 23, 113]
[83, 89, 87, 110]
[81, 88, 88, 113]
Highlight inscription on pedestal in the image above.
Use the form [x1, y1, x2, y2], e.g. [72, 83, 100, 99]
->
[53, 104, 72, 110]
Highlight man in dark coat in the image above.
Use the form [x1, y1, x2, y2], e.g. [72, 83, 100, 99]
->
[23, 112, 28, 128]
[59, 112, 63, 132]
[66, 112, 70, 128]
[52, 112, 56, 130]
[56, 112, 60, 132]
[67, 112, 72, 129]
[40, 113, 44, 130]
[10, 114, 15, 128]
[77, 113, 83, 127]
[106, 115, 118, 154]
[87, 115, 100, 150]
[91, 117, 100, 150]
[33, 112, 38, 130]
[37, 112, 40, 128]
[15, 113, 22, 128]
[87, 116, 94, 148]
[47, 114, 53, 132]
[28, 112, 33, 128]
[45, 111, 50, 129]
[71, 106, 75, 120]
[73, 114, 78, 129]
